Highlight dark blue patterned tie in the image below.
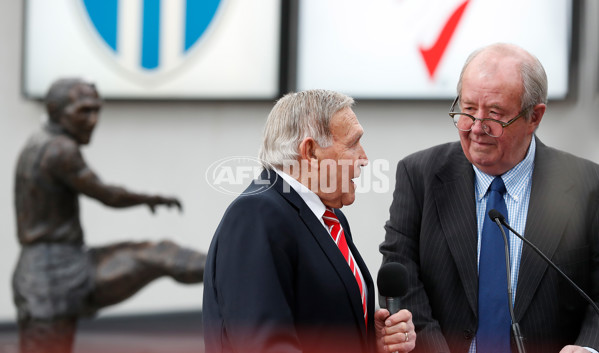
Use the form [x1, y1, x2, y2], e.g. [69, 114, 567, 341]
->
[477, 177, 512, 353]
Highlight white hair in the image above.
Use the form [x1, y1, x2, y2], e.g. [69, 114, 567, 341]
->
[258, 89, 354, 170]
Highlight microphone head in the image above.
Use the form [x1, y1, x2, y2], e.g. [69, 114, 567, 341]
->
[488, 209, 505, 223]
[377, 262, 408, 297]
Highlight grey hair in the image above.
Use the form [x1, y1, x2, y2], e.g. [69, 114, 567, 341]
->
[259, 89, 354, 170]
[456, 43, 548, 118]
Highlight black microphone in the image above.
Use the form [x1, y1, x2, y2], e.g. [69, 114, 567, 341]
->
[488, 209, 526, 353]
[377, 262, 409, 314]
[488, 209, 599, 317]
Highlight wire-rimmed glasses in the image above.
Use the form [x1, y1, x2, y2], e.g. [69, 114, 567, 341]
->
[448, 96, 531, 138]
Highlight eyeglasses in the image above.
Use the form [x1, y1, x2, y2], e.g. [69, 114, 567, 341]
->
[448, 96, 531, 138]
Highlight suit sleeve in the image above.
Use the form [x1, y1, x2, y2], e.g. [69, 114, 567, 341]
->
[576, 195, 599, 349]
[210, 196, 302, 353]
[380, 159, 450, 353]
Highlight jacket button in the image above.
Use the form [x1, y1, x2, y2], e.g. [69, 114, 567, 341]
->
[464, 330, 474, 340]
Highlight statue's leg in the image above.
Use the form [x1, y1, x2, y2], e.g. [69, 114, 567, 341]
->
[18, 317, 77, 353]
[90, 240, 206, 308]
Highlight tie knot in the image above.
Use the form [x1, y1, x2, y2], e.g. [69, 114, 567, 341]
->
[323, 207, 340, 227]
[489, 177, 506, 194]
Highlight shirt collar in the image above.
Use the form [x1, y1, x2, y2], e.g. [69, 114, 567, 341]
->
[474, 137, 536, 201]
[274, 168, 326, 220]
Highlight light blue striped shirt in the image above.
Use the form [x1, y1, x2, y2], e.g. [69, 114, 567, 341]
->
[466, 138, 597, 353]
[474, 138, 536, 304]
[466, 139, 597, 353]
[468, 138, 535, 352]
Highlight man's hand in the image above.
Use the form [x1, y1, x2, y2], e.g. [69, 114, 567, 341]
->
[147, 195, 182, 213]
[375, 308, 416, 353]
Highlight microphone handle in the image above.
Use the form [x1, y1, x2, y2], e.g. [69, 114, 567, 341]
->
[385, 298, 402, 353]
[500, 220, 599, 316]
[493, 219, 526, 353]
[512, 323, 527, 353]
[385, 297, 401, 315]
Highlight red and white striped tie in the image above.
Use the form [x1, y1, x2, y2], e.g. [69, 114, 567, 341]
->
[323, 207, 367, 325]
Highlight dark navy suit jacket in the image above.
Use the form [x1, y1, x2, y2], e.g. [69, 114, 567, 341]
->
[203, 169, 376, 353]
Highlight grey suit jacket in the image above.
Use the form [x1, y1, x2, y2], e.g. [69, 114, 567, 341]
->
[380, 137, 599, 353]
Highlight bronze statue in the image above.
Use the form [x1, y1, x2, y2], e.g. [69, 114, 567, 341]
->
[13, 78, 206, 353]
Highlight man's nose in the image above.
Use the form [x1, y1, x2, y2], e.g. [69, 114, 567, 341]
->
[470, 118, 486, 135]
[359, 146, 369, 167]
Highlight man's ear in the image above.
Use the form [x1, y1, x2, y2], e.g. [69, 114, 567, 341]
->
[528, 103, 546, 133]
[299, 137, 318, 161]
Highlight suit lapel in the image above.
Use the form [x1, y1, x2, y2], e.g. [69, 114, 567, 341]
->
[344, 218, 375, 328]
[433, 144, 479, 315]
[514, 139, 575, 321]
[426, 140, 576, 322]
[267, 170, 369, 335]
[347, 235, 374, 312]
[298, 204, 367, 326]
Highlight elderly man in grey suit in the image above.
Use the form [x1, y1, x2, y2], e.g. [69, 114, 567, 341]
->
[380, 43, 599, 353]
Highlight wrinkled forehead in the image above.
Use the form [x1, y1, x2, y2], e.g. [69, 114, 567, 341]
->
[68, 83, 102, 108]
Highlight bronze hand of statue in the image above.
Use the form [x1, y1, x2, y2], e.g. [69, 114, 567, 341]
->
[147, 195, 183, 214]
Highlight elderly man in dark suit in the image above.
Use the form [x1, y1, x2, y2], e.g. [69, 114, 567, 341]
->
[380, 43, 599, 353]
[203, 89, 416, 353]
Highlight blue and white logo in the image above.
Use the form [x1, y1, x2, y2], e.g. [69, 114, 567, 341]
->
[81, 0, 222, 75]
